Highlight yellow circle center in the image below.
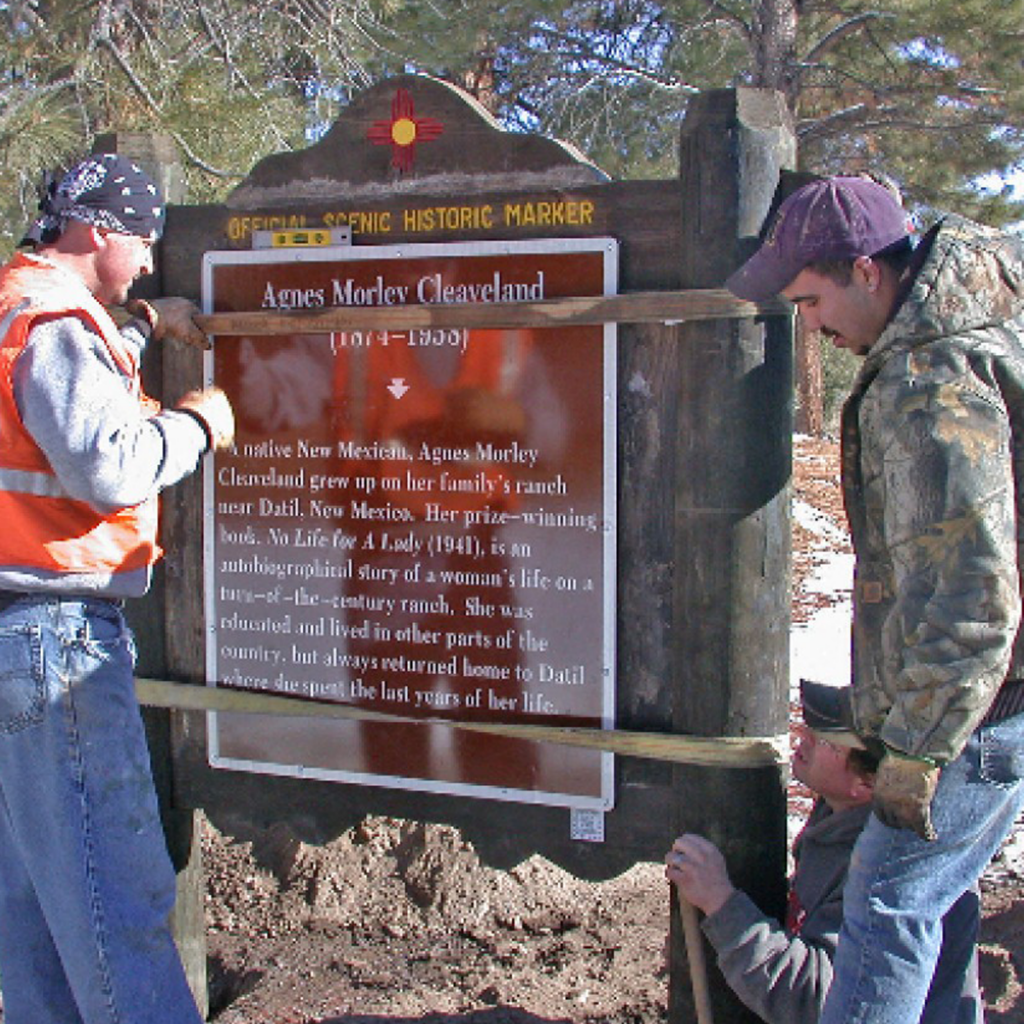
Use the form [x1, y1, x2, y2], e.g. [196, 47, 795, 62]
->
[391, 118, 417, 146]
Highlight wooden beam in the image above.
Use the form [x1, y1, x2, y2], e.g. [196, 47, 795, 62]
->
[193, 289, 790, 335]
[135, 677, 786, 769]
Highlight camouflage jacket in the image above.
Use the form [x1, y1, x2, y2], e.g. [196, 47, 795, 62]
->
[842, 214, 1024, 764]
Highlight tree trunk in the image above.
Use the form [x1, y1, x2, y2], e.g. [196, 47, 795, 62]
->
[459, 32, 499, 115]
[752, 0, 800, 106]
[794, 318, 824, 435]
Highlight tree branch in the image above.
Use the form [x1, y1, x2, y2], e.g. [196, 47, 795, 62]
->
[802, 11, 895, 66]
[527, 26, 701, 94]
[0, 75, 78, 135]
[190, 0, 292, 150]
[92, 14, 240, 179]
[798, 102, 1014, 144]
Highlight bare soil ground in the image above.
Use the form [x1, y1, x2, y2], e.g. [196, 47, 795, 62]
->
[204, 816, 670, 1023]
[203, 435, 1024, 1023]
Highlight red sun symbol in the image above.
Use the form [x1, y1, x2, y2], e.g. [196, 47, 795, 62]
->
[367, 88, 444, 173]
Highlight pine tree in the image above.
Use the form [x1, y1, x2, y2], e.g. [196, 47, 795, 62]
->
[0, 0, 394, 249]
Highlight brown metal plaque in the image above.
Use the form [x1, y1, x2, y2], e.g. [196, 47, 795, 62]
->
[202, 239, 617, 807]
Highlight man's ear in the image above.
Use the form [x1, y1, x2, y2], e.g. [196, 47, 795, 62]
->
[849, 773, 874, 803]
[58, 219, 104, 254]
[852, 255, 882, 293]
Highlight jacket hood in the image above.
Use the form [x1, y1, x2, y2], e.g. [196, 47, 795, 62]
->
[793, 800, 870, 859]
[877, 215, 1024, 358]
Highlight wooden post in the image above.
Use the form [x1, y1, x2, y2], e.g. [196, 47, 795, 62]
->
[93, 131, 188, 205]
[668, 88, 796, 1023]
[100, 130, 209, 1018]
[159, 336, 209, 1019]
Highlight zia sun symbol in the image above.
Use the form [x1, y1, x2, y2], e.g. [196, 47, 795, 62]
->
[367, 88, 444, 173]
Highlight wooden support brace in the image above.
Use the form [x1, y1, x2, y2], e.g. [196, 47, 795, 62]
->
[136, 677, 787, 769]
[193, 289, 789, 335]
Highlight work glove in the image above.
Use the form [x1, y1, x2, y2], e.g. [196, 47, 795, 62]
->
[176, 387, 235, 452]
[873, 750, 940, 841]
[126, 297, 209, 349]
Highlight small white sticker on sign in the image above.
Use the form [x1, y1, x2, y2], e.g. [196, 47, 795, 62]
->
[570, 808, 605, 843]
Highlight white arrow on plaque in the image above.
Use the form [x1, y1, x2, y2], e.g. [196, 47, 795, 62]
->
[387, 377, 410, 399]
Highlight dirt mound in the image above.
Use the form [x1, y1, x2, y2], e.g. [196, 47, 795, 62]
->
[206, 816, 669, 1023]
[205, 809, 1024, 1023]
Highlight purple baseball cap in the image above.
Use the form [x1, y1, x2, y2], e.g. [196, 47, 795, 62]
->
[725, 176, 911, 302]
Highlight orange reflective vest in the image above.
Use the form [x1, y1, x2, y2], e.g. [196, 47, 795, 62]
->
[0, 253, 161, 576]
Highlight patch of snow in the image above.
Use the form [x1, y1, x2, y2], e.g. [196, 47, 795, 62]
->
[790, 522, 854, 693]
[791, 600, 853, 692]
[794, 497, 849, 549]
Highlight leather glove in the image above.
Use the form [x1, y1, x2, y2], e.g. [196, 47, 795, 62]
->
[176, 387, 235, 452]
[126, 297, 209, 350]
[873, 750, 940, 841]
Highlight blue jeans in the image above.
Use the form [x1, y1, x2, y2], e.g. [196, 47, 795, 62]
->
[821, 709, 1024, 1023]
[0, 596, 202, 1024]
[922, 888, 982, 1024]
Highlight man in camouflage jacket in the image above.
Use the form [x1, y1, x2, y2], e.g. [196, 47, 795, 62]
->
[727, 176, 1024, 1024]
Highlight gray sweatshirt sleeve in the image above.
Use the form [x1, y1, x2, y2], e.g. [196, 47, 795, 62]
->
[13, 314, 208, 512]
[701, 889, 836, 1024]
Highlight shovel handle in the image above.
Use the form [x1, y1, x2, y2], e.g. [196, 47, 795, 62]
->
[677, 890, 715, 1024]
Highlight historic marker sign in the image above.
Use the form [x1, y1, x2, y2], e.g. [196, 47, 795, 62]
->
[202, 238, 617, 808]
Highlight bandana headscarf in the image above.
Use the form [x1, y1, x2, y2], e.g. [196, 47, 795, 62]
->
[22, 153, 165, 245]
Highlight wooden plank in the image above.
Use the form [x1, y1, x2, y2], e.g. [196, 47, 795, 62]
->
[194, 289, 789, 335]
[135, 677, 787, 769]
[616, 321, 680, 729]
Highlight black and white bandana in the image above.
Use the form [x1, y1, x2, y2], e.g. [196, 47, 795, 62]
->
[22, 153, 165, 245]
